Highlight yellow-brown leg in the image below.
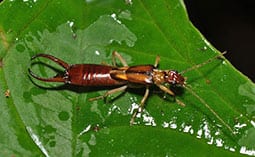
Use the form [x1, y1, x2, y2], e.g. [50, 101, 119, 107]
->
[89, 85, 128, 101]
[154, 55, 160, 67]
[130, 87, 150, 125]
[156, 84, 175, 96]
[112, 51, 128, 67]
[156, 84, 185, 107]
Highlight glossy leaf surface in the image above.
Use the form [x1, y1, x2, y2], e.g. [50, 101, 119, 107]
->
[0, 0, 254, 156]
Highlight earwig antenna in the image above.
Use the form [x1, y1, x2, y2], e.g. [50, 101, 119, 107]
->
[180, 51, 227, 74]
[184, 84, 234, 133]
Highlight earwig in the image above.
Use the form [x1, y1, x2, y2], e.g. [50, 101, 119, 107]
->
[28, 51, 232, 132]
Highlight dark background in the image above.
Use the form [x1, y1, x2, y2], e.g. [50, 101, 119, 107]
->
[185, 0, 255, 82]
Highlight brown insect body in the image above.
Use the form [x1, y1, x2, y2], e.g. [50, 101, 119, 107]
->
[29, 53, 185, 89]
[29, 52, 232, 132]
[111, 65, 154, 85]
[66, 64, 126, 86]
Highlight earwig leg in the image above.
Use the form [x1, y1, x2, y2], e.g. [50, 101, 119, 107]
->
[156, 84, 175, 96]
[89, 85, 128, 101]
[156, 84, 185, 107]
[112, 51, 128, 67]
[100, 61, 110, 66]
[154, 55, 160, 67]
[175, 98, 186, 107]
[130, 87, 150, 125]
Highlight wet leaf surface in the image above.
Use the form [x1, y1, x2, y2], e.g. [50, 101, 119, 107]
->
[0, 0, 254, 156]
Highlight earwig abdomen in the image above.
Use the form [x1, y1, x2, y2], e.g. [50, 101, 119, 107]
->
[67, 64, 126, 86]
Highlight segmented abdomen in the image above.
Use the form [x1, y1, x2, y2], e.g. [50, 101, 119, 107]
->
[67, 64, 126, 86]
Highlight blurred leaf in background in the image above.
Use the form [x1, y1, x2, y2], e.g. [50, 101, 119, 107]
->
[0, 0, 254, 156]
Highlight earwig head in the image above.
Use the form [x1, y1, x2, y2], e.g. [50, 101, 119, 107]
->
[166, 70, 186, 86]
[165, 52, 227, 86]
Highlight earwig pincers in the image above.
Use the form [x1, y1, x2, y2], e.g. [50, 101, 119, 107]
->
[29, 51, 232, 132]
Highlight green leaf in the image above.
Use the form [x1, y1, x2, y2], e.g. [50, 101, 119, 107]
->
[0, 0, 254, 156]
